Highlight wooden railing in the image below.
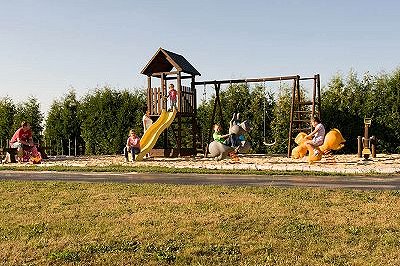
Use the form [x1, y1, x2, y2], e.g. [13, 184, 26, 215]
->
[148, 85, 195, 115]
[180, 85, 195, 114]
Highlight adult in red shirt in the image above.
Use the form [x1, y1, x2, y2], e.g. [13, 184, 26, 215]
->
[10, 121, 34, 161]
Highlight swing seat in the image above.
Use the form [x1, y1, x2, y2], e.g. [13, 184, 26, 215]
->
[263, 139, 277, 146]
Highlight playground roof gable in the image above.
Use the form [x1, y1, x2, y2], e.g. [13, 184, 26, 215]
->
[141, 48, 201, 76]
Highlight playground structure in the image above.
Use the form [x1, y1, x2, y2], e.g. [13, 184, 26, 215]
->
[357, 118, 377, 160]
[139, 48, 321, 159]
[140, 48, 200, 159]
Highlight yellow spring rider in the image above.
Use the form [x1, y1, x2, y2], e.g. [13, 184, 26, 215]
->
[292, 129, 346, 163]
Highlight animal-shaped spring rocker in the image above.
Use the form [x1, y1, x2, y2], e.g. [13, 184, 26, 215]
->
[292, 128, 345, 163]
[208, 113, 251, 161]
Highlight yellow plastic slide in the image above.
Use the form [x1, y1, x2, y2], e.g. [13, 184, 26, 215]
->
[135, 109, 177, 161]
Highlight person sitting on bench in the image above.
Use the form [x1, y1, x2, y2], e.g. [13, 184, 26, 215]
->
[9, 121, 35, 162]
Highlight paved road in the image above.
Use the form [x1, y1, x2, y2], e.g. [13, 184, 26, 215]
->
[1, 171, 400, 190]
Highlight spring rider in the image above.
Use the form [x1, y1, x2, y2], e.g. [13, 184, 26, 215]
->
[292, 128, 346, 163]
[357, 118, 377, 160]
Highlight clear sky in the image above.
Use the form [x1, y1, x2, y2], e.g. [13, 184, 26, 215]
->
[1, 0, 399, 115]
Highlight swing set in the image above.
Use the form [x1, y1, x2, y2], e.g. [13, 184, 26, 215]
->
[194, 74, 321, 157]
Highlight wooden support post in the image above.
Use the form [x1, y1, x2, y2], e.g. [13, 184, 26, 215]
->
[177, 72, 181, 112]
[288, 78, 297, 157]
[296, 76, 301, 124]
[147, 76, 152, 114]
[175, 71, 182, 155]
[161, 73, 166, 110]
[177, 113, 182, 156]
[161, 73, 168, 150]
[216, 84, 224, 130]
[357, 136, 362, 158]
[205, 83, 219, 156]
[371, 136, 376, 158]
[316, 74, 321, 118]
[312, 75, 317, 118]
[192, 75, 197, 155]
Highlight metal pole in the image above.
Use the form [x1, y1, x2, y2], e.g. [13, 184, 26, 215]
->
[357, 136, 362, 158]
[68, 139, 71, 156]
[75, 137, 77, 156]
[363, 124, 369, 149]
[371, 136, 377, 158]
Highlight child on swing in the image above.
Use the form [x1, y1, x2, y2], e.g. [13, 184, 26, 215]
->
[305, 116, 325, 156]
[212, 124, 231, 145]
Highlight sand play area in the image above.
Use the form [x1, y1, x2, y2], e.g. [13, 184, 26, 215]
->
[3, 153, 400, 175]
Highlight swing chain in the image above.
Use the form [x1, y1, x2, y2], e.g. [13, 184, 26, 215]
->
[202, 82, 206, 102]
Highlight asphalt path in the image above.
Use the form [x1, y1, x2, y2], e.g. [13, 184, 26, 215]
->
[1, 171, 400, 190]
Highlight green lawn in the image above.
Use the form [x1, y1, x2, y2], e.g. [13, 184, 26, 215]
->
[0, 164, 357, 177]
[0, 181, 399, 265]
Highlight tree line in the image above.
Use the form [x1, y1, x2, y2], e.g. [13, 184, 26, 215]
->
[1, 68, 399, 155]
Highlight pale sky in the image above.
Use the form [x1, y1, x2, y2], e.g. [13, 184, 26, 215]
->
[1, 0, 399, 115]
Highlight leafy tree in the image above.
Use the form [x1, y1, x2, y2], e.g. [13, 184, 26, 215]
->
[321, 68, 400, 154]
[44, 90, 82, 155]
[269, 85, 292, 154]
[13, 97, 44, 143]
[197, 98, 213, 150]
[44, 100, 63, 154]
[0, 97, 16, 147]
[79, 87, 145, 155]
[321, 72, 363, 153]
[365, 69, 400, 152]
[246, 85, 275, 153]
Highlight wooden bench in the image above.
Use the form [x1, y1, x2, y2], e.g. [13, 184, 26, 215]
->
[0, 148, 18, 163]
[36, 145, 50, 159]
[0, 145, 50, 163]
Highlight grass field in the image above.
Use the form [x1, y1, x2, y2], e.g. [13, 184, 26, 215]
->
[0, 164, 357, 177]
[1, 181, 399, 265]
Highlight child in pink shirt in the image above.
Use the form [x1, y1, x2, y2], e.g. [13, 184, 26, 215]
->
[124, 130, 140, 162]
[167, 84, 177, 111]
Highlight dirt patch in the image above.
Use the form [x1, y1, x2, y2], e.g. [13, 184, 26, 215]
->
[3, 153, 400, 174]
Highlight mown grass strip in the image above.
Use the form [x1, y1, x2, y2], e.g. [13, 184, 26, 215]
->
[0, 164, 362, 177]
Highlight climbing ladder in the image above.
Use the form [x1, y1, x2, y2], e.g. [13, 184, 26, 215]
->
[287, 74, 321, 157]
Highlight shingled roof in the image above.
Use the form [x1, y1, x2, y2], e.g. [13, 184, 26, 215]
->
[141, 48, 201, 76]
